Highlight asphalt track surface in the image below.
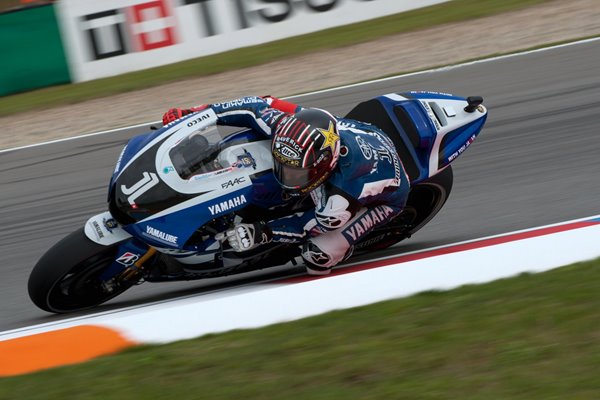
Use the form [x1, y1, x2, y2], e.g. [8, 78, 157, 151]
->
[1, 39, 599, 332]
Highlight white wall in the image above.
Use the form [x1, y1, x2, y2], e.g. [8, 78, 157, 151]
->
[56, 0, 451, 82]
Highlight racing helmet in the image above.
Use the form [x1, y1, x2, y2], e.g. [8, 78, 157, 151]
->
[271, 108, 340, 196]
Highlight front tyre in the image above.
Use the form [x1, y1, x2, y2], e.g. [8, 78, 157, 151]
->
[28, 228, 134, 313]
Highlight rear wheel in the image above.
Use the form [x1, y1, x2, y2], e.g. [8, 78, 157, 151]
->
[28, 228, 135, 313]
[354, 166, 453, 252]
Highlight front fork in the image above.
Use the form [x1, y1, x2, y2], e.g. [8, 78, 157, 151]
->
[99, 239, 157, 289]
[119, 246, 157, 280]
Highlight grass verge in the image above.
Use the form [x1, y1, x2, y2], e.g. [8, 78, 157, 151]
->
[0, 0, 553, 117]
[2, 258, 600, 399]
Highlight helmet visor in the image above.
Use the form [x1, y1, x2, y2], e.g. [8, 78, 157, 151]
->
[274, 152, 332, 190]
[274, 163, 315, 189]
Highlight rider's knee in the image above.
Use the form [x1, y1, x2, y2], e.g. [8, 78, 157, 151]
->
[301, 235, 352, 276]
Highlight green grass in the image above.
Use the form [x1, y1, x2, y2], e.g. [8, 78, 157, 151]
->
[0, 0, 553, 117]
[2, 258, 600, 399]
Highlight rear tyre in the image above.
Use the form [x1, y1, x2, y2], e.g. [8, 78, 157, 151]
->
[28, 228, 134, 313]
[355, 166, 453, 252]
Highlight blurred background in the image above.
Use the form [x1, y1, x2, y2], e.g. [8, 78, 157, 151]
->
[0, 0, 54, 12]
[2, 1, 600, 396]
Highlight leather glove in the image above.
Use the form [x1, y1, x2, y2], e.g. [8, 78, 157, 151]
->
[162, 104, 209, 125]
[162, 108, 193, 125]
[260, 95, 299, 113]
[224, 222, 272, 252]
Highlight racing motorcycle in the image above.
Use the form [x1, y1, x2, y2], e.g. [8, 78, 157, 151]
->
[28, 92, 488, 313]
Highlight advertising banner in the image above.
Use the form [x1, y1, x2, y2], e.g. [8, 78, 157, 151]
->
[57, 0, 451, 82]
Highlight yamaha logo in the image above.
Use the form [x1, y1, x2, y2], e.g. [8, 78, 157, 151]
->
[208, 194, 248, 216]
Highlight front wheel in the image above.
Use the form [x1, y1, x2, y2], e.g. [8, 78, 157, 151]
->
[28, 228, 135, 313]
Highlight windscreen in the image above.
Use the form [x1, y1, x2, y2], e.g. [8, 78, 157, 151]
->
[168, 125, 237, 179]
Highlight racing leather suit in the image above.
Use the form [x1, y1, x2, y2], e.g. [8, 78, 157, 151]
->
[210, 96, 410, 274]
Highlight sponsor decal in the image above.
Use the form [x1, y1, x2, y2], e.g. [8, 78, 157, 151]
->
[234, 149, 257, 169]
[304, 250, 330, 266]
[191, 173, 210, 181]
[343, 206, 396, 242]
[357, 135, 391, 163]
[315, 194, 351, 229]
[355, 136, 373, 160]
[360, 131, 402, 185]
[163, 166, 175, 174]
[273, 151, 300, 167]
[191, 167, 233, 180]
[302, 242, 331, 267]
[278, 145, 300, 160]
[355, 233, 388, 249]
[317, 121, 339, 152]
[273, 136, 304, 164]
[186, 112, 211, 127]
[91, 221, 104, 240]
[448, 134, 477, 162]
[208, 194, 247, 215]
[145, 226, 179, 244]
[300, 173, 327, 194]
[391, 151, 402, 185]
[316, 213, 344, 229]
[221, 177, 247, 189]
[213, 97, 262, 109]
[276, 136, 303, 150]
[116, 252, 140, 266]
[103, 217, 118, 233]
[411, 90, 454, 97]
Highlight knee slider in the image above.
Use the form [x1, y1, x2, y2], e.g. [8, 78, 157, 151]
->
[301, 241, 335, 269]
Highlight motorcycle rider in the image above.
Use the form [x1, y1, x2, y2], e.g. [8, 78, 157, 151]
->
[162, 95, 410, 275]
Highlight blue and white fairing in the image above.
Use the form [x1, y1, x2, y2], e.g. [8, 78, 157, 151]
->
[362, 92, 488, 183]
[91, 93, 486, 254]
[103, 109, 286, 251]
